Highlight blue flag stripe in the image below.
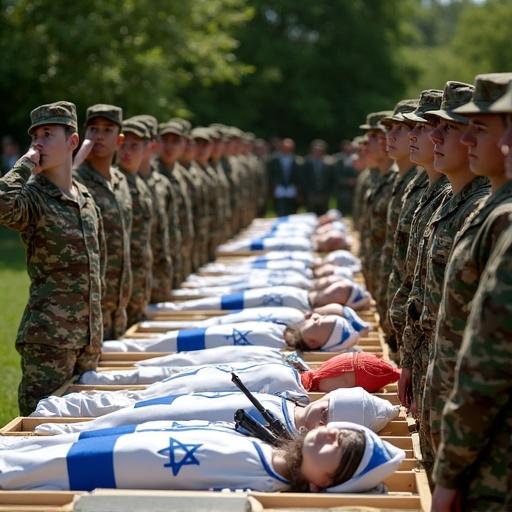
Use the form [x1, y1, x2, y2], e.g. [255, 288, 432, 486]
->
[67, 425, 137, 490]
[220, 292, 245, 310]
[176, 328, 207, 352]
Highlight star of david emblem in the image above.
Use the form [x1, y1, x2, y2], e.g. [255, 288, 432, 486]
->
[158, 437, 202, 476]
[225, 328, 252, 345]
[261, 294, 284, 306]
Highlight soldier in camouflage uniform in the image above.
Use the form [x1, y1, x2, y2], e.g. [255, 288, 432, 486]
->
[209, 124, 233, 243]
[75, 104, 132, 340]
[156, 121, 195, 285]
[179, 131, 209, 268]
[192, 127, 223, 261]
[408, 83, 492, 476]
[190, 127, 220, 263]
[356, 111, 393, 297]
[0, 101, 105, 415]
[426, 74, 512, 480]
[432, 219, 512, 511]
[131, 115, 175, 302]
[377, 100, 418, 354]
[391, 90, 450, 411]
[351, 135, 369, 229]
[116, 118, 154, 327]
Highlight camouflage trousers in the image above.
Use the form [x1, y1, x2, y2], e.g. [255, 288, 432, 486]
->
[181, 241, 193, 281]
[412, 333, 435, 478]
[127, 268, 152, 328]
[17, 343, 100, 416]
[103, 305, 128, 340]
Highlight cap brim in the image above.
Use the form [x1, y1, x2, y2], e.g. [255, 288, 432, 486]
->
[86, 114, 122, 127]
[452, 101, 494, 115]
[402, 112, 429, 123]
[489, 90, 512, 114]
[28, 120, 77, 135]
[424, 109, 469, 125]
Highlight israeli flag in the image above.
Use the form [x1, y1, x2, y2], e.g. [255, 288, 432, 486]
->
[218, 236, 313, 253]
[342, 307, 370, 334]
[0, 420, 289, 492]
[321, 317, 360, 352]
[134, 346, 286, 368]
[34, 392, 297, 436]
[34, 361, 309, 417]
[148, 286, 311, 313]
[102, 322, 287, 353]
[78, 359, 306, 394]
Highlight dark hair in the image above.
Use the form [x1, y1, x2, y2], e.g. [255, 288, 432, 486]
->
[331, 429, 366, 486]
[281, 430, 309, 492]
[281, 428, 366, 492]
[283, 322, 308, 351]
[63, 126, 76, 139]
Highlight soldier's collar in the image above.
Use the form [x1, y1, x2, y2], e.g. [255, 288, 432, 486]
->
[33, 173, 79, 202]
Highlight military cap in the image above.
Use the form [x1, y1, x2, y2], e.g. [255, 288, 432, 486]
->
[381, 99, 419, 126]
[403, 90, 443, 123]
[86, 104, 123, 127]
[209, 123, 229, 140]
[159, 121, 186, 137]
[489, 80, 512, 114]
[454, 73, 512, 115]
[131, 115, 158, 139]
[424, 81, 475, 125]
[169, 118, 192, 133]
[352, 134, 367, 146]
[190, 127, 212, 141]
[122, 118, 150, 140]
[359, 111, 392, 131]
[28, 100, 78, 135]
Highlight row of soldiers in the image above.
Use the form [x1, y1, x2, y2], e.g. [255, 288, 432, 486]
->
[354, 73, 512, 511]
[0, 102, 266, 416]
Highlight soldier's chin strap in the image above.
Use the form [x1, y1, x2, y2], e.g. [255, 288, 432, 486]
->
[231, 372, 293, 442]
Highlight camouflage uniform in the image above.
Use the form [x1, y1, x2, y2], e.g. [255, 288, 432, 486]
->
[412, 176, 490, 472]
[118, 167, 154, 327]
[393, 175, 451, 371]
[429, 183, 512, 452]
[143, 169, 174, 302]
[0, 101, 105, 414]
[387, 170, 428, 333]
[133, 115, 175, 303]
[353, 167, 370, 231]
[367, 166, 398, 303]
[433, 217, 512, 510]
[75, 161, 132, 339]
[155, 156, 194, 284]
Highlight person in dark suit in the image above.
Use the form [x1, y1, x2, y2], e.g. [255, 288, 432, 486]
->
[266, 138, 302, 216]
[301, 139, 334, 215]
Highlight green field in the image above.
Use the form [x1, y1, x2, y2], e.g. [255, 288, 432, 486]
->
[0, 227, 28, 426]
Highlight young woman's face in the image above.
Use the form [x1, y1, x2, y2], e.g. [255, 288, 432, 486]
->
[118, 132, 146, 173]
[461, 114, 505, 178]
[302, 398, 329, 430]
[160, 133, 185, 161]
[301, 426, 344, 490]
[409, 121, 436, 167]
[85, 117, 122, 159]
[430, 119, 468, 175]
[300, 314, 338, 350]
[386, 122, 411, 160]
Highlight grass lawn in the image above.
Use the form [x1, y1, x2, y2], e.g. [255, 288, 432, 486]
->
[0, 226, 28, 426]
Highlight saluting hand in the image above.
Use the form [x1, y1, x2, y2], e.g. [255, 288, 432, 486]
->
[25, 146, 42, 174]
[73, 138, 94, 168]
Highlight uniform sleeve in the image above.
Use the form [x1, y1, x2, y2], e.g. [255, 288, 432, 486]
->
[97, 208, 107, 296]
[433, 227, 512, 488]
[0, 157, 37, 231]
